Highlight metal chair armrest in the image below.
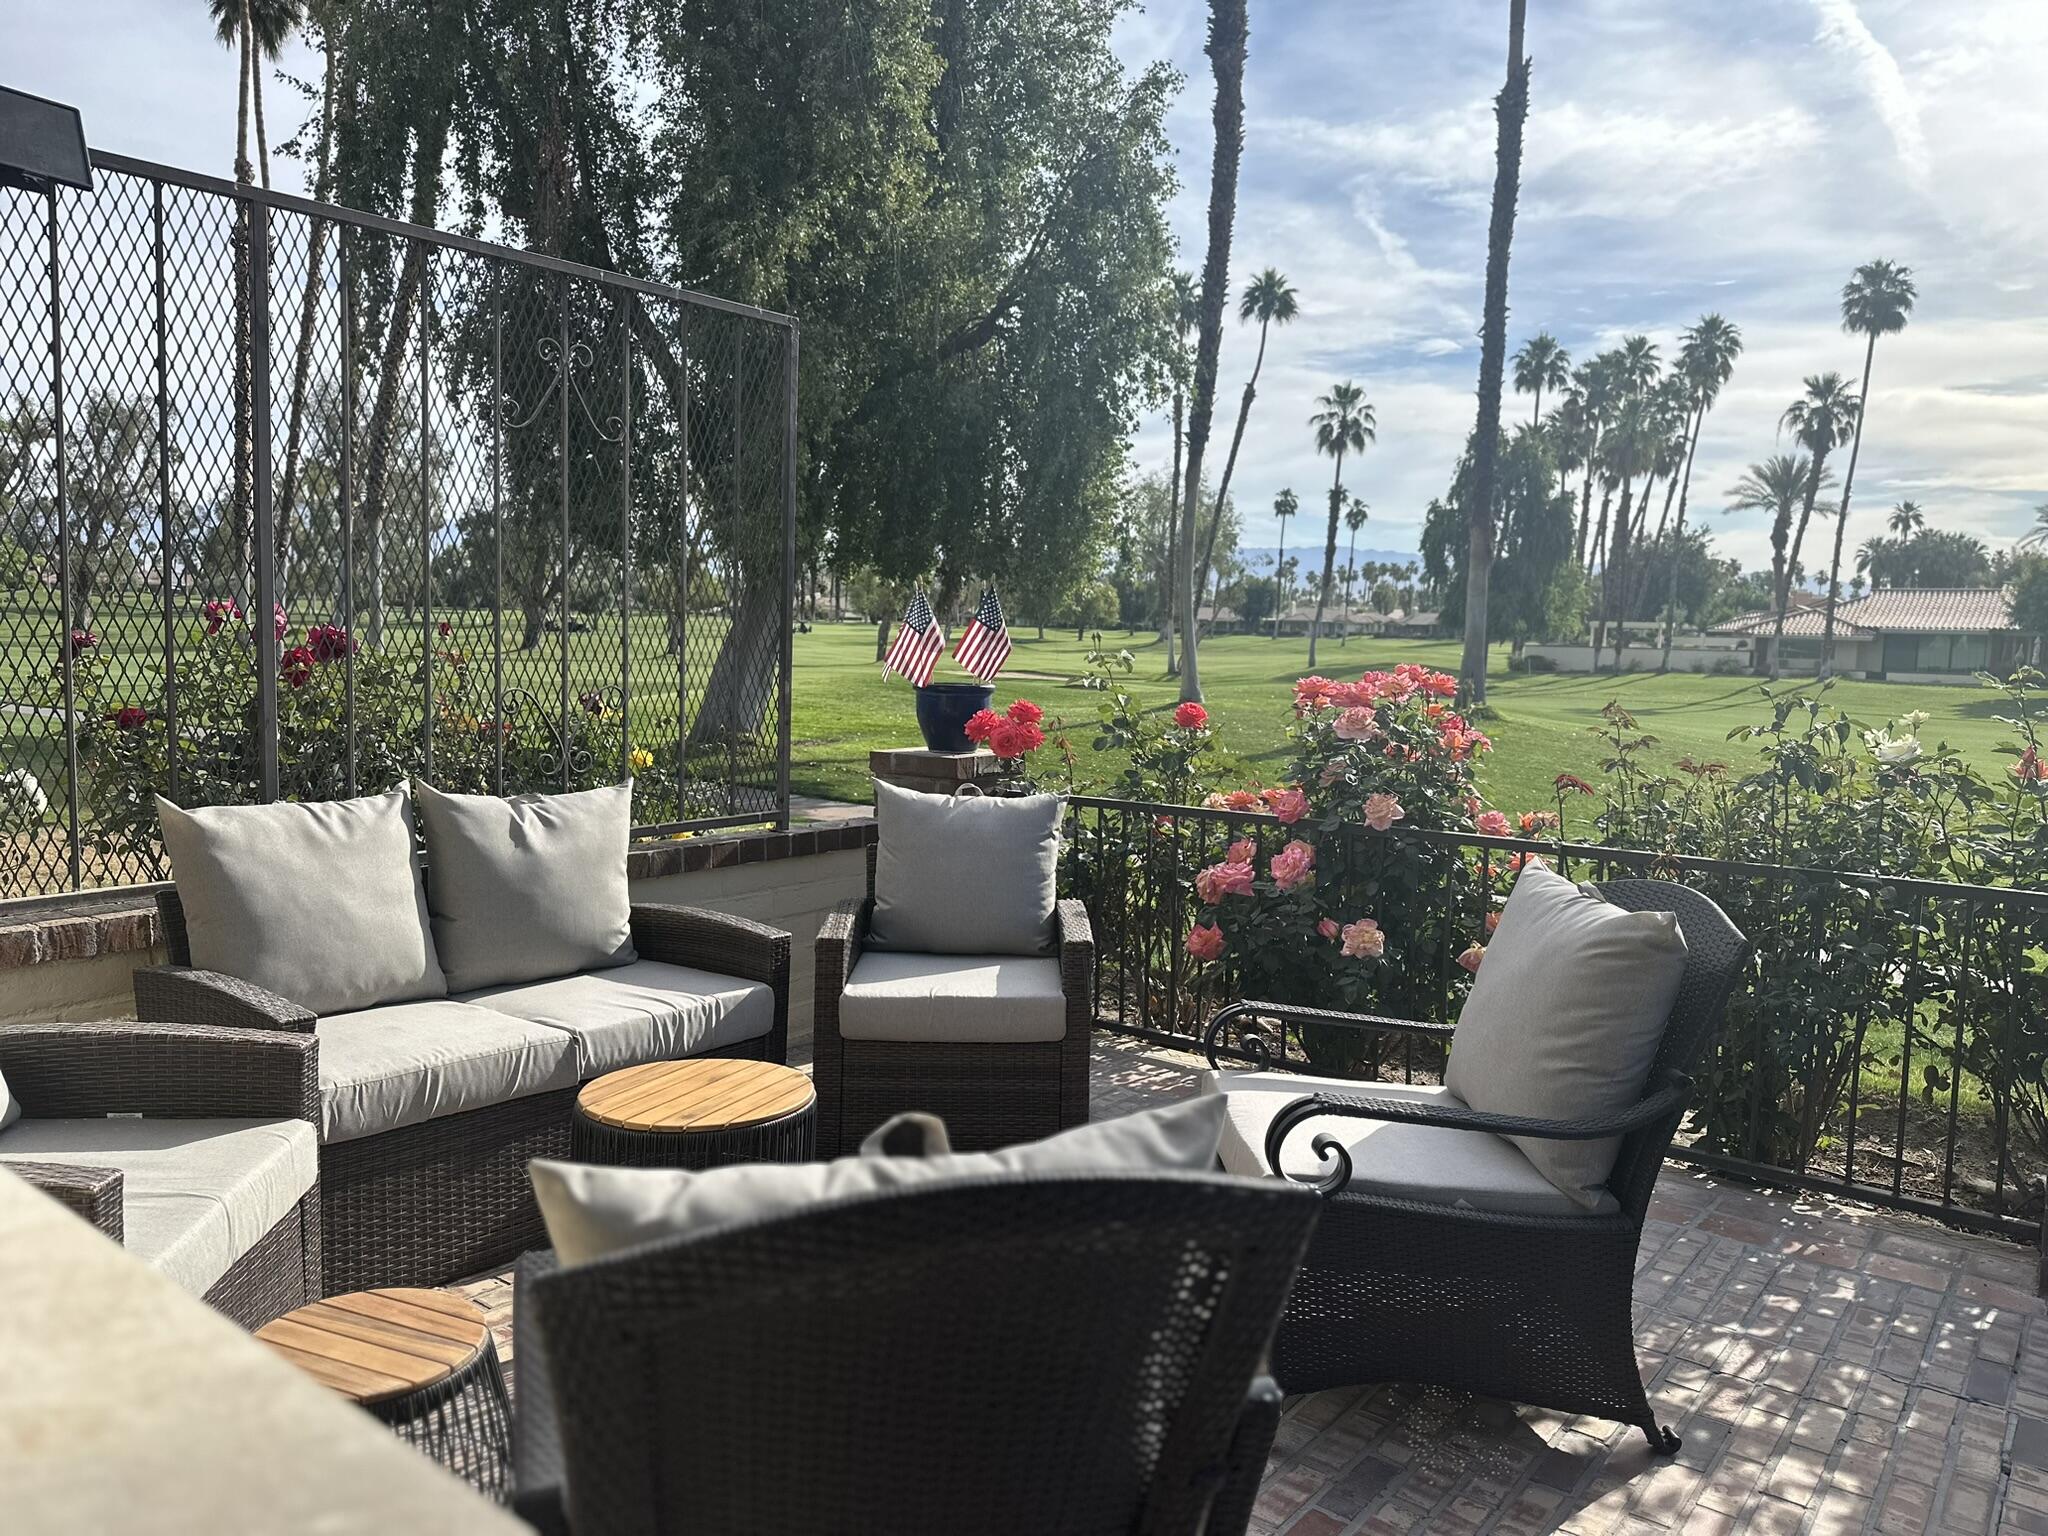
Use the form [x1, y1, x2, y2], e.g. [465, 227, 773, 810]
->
[1204, 998, 1455, 1070]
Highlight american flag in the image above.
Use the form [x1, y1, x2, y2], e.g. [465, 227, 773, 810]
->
[953, 586, 1013, 681]
[882, 589, 946, 686]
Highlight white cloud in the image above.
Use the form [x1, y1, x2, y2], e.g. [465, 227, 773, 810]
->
[1809, 0, 1932, 188]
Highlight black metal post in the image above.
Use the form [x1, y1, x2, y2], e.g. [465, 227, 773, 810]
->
[420, 251, 434, 781]
[676, 306, 691, 810]
[339, 224, 358, 797]
[557, 274, 571, 790]
[619, 292, 634, 782]
[730, 325, 742, 817]
[491, 268, 504, 795]
[779, 324, 797, 829]
[250, 200, 279, 802]
[46, 188, 81, 888]
[152, 178, 179, 803]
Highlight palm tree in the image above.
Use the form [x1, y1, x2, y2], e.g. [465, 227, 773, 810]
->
[1341, 494, 1368, 645]
[1309, 383, 1376, 668]
[209, 0, 301, 187]
[1823, 259, 1917, 672]
[1270, 487, 1298, 640]
[1598, 390, 1660, 666]
[1566, 353, 1617, 568]
[1778, 372, 1861, 676]
[1161, 271, 1198, 669]
[1512, 332, 1570, 429]
[1195, 268, 1298, 630]
[1172, 0, 1250, 704]
[2019, 503, 2048, 551]
[1659, 313, 1743, 670]
[1888, 500, 1928, 538]
[1456, 0, 1531, 706]
[1728, 453, 1832, 677]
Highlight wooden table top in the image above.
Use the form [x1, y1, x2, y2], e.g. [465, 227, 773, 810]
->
[256, 1288, 492, 1406]
[577, 1058, 816, 1134]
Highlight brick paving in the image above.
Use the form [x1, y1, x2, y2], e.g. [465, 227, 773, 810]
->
[460, 1034, 2048, 1534]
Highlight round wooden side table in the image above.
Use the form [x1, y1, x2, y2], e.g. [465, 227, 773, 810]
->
[255, 1288, 512, 1500]
[571, 1058, 817, 1168]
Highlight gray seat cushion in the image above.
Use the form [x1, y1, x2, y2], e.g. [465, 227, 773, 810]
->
[156, 788, 446, 1016]
[412, 779, 638, 992]
[459, 960, 774, 1076]
[1199, 1068, 1617, 1218]
[530, 1095, 1228, 1267]
[0, 1117, 317, 1296]
[838, 952, 1067, 1043]
[1444, 865, 1687, 1209]
[868, 779, 1061, 955]
[314, 1000, 580, 1143]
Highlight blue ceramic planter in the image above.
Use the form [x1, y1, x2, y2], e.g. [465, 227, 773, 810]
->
[914, 682, 994, 753]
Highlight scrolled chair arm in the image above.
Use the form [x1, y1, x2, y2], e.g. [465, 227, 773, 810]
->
[1262, 1070, 1695, 1197]
[1202, 998, 1456, 1071]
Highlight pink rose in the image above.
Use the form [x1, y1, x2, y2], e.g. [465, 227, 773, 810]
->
[1332, 706, 1379, 743]
[1341, 918, 1386, 959]
[1317, 917, 1340, 941]
[1269, 840, 1315, 892]
[1266, 786, 1308, 825]
[1185, 922, 1225, 962]
[1456, 944, 1485, 973]
[1194, 860, 1255, 905]
[1224, 789, 1262, 812]
[1362, 793, 1404, 833]
[1226, 838, 1256, 865]
[1474, 810, 1511, 837]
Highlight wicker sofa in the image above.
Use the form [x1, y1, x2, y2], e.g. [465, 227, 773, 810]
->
[0, 1020, 321, 1327]
[136, 895, 790, 1295]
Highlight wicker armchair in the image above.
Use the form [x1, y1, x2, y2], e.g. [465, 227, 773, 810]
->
[1203, 879, 1750, 1453]
[0, 1020, 321, 1327]
[511, 1171, 1318, 1536]
[136, 890, 790, 1294]
[813, 842, 1093, 1155]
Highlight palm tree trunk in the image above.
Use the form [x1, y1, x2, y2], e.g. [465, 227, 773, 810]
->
[1660, 404, 1705, 671]
[1823, 331, 1879, 676]
[1272, 526, 1286, 640]
[1607, 478, 1635, 668]
[1175, 0, 1249, 705]
[1309, 457, 1343, 669]
[235, 9, 253, 183]
[1193, 320, 1269, 622]
[1341, 525, 1356, 645]
[1775, 463, 1827, 681]
[250, 0, 272, 191]
[1457, 0, 1530, 709]
[1574, 427, 1599, 566]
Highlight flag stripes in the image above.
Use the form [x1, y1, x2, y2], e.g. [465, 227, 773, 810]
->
[954, 587, 1013, 681]
[882, 590, 946, 687]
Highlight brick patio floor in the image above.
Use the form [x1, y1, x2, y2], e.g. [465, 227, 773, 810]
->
[460, 1034, 2048, 1535]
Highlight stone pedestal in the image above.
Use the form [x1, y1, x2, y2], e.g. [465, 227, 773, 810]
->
[868, 747, 1002, 798]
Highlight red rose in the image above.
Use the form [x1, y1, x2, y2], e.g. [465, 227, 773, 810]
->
[437, 620, 452, 638]
[280, 645, 315, 688]
[1005, 699, 1044, 725]
[110, 705, 148, 731]
[962, 708, 1001, 745]
[1173, 701, 1208, 730]
[306, 624, 356, 663]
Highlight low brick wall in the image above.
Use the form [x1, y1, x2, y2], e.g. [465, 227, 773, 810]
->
[0, 820, 877, 1047]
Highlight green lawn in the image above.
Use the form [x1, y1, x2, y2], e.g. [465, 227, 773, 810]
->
[787, 622, 2024, 812]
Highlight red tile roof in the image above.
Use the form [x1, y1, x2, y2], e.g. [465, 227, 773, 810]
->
[1710, 588, 2019, 638]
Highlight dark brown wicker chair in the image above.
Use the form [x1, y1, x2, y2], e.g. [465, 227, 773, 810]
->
[812, 842, 1093, 1155]
[135, 892, 790, 1295]
[0, 1019, 321, 1327]
[510, 1170, 1318, 1536]
[1203, 879, 1750, 1453]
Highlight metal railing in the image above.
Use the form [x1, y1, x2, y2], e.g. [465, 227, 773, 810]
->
[1, 151, 796, 898]
[1062, 794, 2048, 1243]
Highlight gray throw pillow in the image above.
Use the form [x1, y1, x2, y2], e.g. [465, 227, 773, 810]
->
[411, 779, 636, 992]
[868, 778, 1061, 955]
[530, 1095, 1226, 1267]
[0, 1065, 18, 1132]
[1444, 863, 1688, 1209]
[155, 789, 446, 1016]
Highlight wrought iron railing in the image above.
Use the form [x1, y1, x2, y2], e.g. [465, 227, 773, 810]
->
[0, 151, 796, 898]
[1062, 794, 2048, 1244]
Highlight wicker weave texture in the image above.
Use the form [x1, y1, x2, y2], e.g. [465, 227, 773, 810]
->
[516, 1173, 1318, 1536]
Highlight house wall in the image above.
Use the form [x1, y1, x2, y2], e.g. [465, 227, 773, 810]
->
[1523, 639, 1753, 675]
[0, 823, 877, 1053]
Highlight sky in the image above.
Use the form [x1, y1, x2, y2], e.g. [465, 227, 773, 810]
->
[10, 0, 2047, 575]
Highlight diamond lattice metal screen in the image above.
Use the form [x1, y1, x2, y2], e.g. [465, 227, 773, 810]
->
[0, 152, 796, 899]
